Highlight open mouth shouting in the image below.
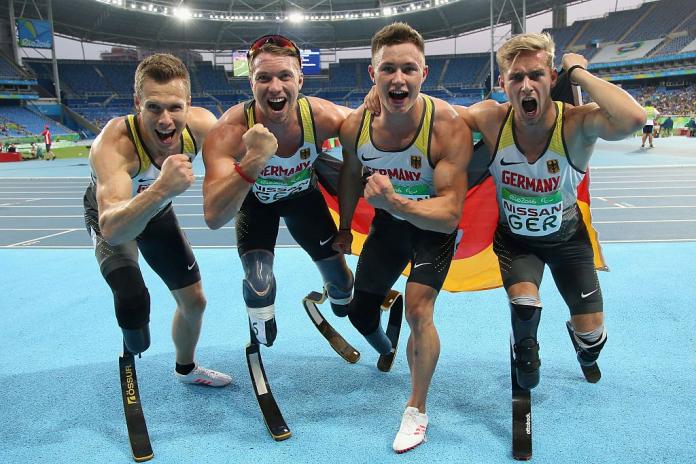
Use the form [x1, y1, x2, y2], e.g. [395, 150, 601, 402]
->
[268, 97, 288, 112]
[521, 96, 539, 117]
[155, 128, 176, 145]
[388, 90, 409, 103]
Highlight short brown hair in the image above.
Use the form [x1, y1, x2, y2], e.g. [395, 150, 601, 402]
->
[134, 53, 190, 99]
[247, 43, 301, 74]
[496, 33, 555, 73]
[371, 22, 425, 64]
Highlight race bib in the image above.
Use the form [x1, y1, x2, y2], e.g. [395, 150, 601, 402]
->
[502, 188, 563, 237]
[253, 169, 312, 204]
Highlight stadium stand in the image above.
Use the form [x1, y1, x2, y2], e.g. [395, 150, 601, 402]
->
[4, 0, 695, 137]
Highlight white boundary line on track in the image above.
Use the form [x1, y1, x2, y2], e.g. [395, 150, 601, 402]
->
[7, 229, 79, 247]
[594, 219, 696, 224]
[0, 226, 240, 231]
[590, 165, 696, 170]
[2, 240, 695, 249]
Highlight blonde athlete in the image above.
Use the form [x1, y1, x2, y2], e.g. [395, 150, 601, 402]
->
[456, 34, 645, 389]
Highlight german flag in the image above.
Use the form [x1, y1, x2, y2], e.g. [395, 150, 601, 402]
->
[315, 70, 607, 292]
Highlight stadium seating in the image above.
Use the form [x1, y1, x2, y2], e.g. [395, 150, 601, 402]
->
[0, 105, 74, 137]
[0, 55, 24, 80]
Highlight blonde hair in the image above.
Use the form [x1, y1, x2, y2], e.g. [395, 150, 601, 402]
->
[134, 53, 190, 99]
[371, 22, 425, 65]
[496, 33, 555, 73]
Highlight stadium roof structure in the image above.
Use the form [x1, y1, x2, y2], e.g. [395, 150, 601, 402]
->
[3, 0, 580, 51]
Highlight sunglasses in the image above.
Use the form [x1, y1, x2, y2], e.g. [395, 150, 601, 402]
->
[247, 34, 302, 67]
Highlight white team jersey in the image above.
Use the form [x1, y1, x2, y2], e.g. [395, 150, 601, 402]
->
[355, 95, 436, 220]
[245, 96, 321, 204]
[89, 114, 198, 212]
[489, 101, 584, 240]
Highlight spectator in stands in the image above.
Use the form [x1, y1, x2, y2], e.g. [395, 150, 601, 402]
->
[83, 53, 231, 390]
[41, 125, 56, 160]
[687, 117, 696, 137]
[641, 101, 659, 148]
[661, 116, 673, 137]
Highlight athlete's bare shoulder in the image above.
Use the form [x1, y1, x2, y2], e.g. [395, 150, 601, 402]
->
[203, 102, 249, 162]
[305, 96, 351, 140]
[186, 106, 218, 144]
[428, 95, 459, 121]
[456, 99, 509, 137]
[427, 96, 472, 163]
[91, 116, 134, 160]
[338, 104, 365, 152]
[89, 116, 139, 177]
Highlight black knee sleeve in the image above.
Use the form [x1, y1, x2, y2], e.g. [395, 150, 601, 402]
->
[510, 301, 542, 390]
[348, 290, 384, 335]
[348, 290, 393, 354]
[104, 266, 151, 354]
[573, 324, 608, 366]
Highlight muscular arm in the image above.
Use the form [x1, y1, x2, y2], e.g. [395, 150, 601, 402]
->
[307, 96, 352, 141]
[371, 103, 472, 233]
[337, 110, 364, 231]
[93, 119, 185, 245]
[202, 105, 277, 229]
[564, 55, 646, 142]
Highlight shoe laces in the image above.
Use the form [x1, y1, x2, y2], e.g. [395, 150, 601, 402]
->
[400, 408, 426, 435]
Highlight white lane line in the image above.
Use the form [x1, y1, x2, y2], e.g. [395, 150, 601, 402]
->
[0, 213, 206, 218]
[591, 186, 696, 191]
[594, 219, 696, 223]
[591, 174, 696, 179]
[592, 205, 696, 210]
[590, 165, 696, 170]
[1, 241, 695, 249]
[0, 244, 302, 249]
[591, 194, 696, 199]
[591, 180, 696, 184]
[0, 226, 287, 231]
[0, 203, 205, 208]
[7, 229, 79, 247]
[601, 239, 696, 243]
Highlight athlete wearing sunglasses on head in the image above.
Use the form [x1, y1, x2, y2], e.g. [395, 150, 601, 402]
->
[203, 34, 355, 348]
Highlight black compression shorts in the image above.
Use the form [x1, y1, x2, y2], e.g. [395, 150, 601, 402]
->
[492, 223, 603, 315]
[83, 184, 200, 290]
[235, 186, 339, 261]
[354, 210, 457, 295]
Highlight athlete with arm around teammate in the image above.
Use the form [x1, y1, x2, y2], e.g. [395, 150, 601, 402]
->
[84, 53, 231, 386]
[202, 34, 355, 347]
[334, 22, 472, 453]
[457, 33, 646, 390]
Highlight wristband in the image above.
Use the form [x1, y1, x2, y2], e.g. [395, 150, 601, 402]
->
[234, 162, 256, 184]
[567, 64, 586, 86]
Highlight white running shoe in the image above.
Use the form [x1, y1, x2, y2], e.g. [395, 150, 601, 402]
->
[392, 406, 428, 453]
[175, 364, 232, 387]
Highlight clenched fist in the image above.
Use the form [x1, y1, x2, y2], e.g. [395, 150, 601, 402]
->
[243, 124, 278, 163]
[364, 173, 395, 211]
[156, 154, 194, 197]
